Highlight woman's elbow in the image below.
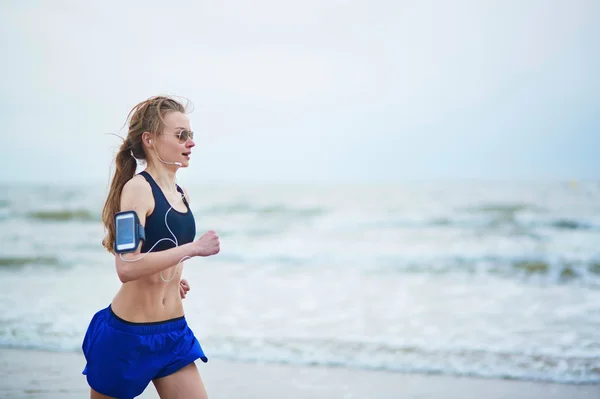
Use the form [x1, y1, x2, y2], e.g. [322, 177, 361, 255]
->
[115, 261, 133, 283]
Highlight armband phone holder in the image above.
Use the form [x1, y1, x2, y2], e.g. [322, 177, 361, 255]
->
[114, 210, 145, 254]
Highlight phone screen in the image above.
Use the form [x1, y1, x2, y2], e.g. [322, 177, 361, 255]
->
[116, 213, 136, 251]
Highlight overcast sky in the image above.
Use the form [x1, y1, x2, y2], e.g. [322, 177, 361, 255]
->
[1, 0, 598, 184]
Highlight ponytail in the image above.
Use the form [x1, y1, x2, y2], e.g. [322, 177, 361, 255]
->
[101, 142, 137, 253]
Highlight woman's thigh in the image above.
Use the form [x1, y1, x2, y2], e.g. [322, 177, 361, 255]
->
[90, 387, 117, 399]
[153, 362, 208, 399]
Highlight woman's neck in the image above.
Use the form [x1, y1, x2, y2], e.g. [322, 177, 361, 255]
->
[144, 165, 178, 194]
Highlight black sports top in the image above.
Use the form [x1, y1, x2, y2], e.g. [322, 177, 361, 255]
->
[138, 171, 196, 253]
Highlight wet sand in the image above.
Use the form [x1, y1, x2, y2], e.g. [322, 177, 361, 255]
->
[0, 348, 598, 399]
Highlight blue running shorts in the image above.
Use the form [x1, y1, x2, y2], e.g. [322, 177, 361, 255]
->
[81, 305, 208, 399]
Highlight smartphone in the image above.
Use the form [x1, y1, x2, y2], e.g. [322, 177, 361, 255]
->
[114, 211, 144, 253]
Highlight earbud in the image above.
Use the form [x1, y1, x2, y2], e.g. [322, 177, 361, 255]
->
[148, 139, 152, 144]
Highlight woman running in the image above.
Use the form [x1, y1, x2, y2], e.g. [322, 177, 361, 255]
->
[81, 95, 220, 399]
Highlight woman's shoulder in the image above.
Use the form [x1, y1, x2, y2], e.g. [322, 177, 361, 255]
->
[120, 174, 154, 210]
[123, 173, 152, 195]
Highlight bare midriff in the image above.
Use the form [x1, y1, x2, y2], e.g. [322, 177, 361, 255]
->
[110, 263, 185, 323]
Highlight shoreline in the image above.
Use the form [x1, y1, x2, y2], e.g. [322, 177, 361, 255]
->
[1, 347, 598, 399]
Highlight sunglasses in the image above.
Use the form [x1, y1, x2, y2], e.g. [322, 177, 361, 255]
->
[171, 129, 194, 143]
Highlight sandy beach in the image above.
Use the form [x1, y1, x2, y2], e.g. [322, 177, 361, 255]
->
[0, 348, 597, 399]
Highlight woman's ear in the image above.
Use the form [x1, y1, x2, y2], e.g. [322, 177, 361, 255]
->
[142, 132, 152, 146]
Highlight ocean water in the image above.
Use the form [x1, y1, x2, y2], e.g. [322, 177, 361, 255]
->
[0, 179, 599, 384]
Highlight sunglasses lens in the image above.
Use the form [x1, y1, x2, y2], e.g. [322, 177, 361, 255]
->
[178, 130, 191, 142]
[175, 129, 194, 142]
